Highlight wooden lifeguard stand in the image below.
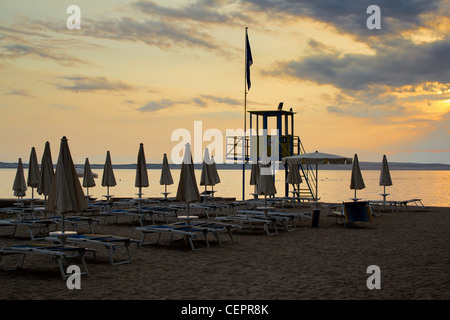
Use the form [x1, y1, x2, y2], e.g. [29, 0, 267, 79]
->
[226, 102, 317, 199]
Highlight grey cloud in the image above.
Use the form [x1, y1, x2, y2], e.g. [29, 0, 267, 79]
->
[132, 0, 251, 25]
[192, 94, 242, 107]
[5, 89, 36, 98]
[1, 44, 86, 66]
[269, 38, 450, 91]
[137, 93, 242, 112]
[82, 16, 222, 52]
[137, 99, 177, 112]
[244, 0, 443, 37]
[57, 76, 135, 92]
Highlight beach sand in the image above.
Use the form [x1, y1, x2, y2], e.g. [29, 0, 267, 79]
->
[0, 203, 449, 301]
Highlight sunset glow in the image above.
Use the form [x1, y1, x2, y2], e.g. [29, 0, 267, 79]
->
[1, 0, 449, 165]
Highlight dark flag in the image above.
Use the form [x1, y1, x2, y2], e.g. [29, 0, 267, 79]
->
[246, 28, 253, 91]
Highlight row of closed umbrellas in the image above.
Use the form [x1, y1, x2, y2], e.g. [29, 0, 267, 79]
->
[11, 138, 225, 209]
[12, 139, 394, 211]
[11, 137, 223, 230]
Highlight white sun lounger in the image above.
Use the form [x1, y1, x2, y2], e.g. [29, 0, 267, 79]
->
[0, 243, 91, 280]
[0, 218, 59, 240]
[216, 214, 279, 236]
[136, 224, 211, 251]
[47, 234, 140, 266]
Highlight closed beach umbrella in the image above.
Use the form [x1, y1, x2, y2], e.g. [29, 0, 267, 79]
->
[46, 136, 88, 232]
[211, 156, 220, 185]
[379, 154, 393, 201]
[12, 158, 27, 198]
[286, 163, 302, 185]
[249, 162, 260, 198]
[176, 143, 200, 217]
[37, 141, 54, 204]
[83, 158, 96, 196]
[200, 147, 214, 187]
[159, 153, 173, 199]
[200, 148, 214, 202]
[102, 150, 116, 199]
[135, 143, 149, 198]
[210, 155, 221, 202]
[258, 157, 277, 210]
[258, 162, 277, 196]
[27, 147, 40, 200]
[350, 154, 365, 200]
[282, 151, 352, 201]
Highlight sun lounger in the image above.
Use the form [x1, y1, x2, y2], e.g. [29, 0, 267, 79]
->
[141, 206, 180, 224]
[64, 216, 99, 233]
[369, 198, 424, 214]
[189, 203, 235, 218]
[136, 223, 212, 251]
[0, 243, 91, 280]
[179, 220, 236, 245]
[368, 200, 399, 213]
[47, 234, 140, 266]
[100, 208, 148, 226]
[396, 198, 424, 208]
[0, 218, 59, 240]
[216, 214, 279, 236]
[236, 209, 302, 231]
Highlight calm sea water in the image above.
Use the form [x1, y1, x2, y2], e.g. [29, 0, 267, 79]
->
[1, 168, 449, 207]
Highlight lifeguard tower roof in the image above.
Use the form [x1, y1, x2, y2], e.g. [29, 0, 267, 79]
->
[248, 102, 295, 116]
[248, 109, 296, 116]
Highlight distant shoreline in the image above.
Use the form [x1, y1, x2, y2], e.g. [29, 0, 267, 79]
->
[1, 161, 449, 171]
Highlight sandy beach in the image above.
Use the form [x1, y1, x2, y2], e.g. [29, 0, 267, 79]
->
[0, 202, 449, 302]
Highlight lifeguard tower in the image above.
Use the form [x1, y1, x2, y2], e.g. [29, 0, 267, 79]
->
[226, 102, 317, 200]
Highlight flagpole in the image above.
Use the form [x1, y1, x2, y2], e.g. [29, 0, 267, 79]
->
[242, 27, 248, 201]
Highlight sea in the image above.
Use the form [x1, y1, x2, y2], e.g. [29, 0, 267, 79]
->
[1, 168, 449, 207]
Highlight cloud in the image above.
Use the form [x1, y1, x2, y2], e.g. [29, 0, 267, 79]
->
[1, 43, 87, 66]
[137, 99, 178, 112]
[132, 0, 251, 26]
[57, 76, 136, 92]
[137, 93, 242, 112]
[4, 89, 36, 98]
[265, 35, 450, 121]
[81, 16, 225, 53]
[269, 38, 450, 91]
[244, 0, 443, 38]
[193, 94, 242, 107]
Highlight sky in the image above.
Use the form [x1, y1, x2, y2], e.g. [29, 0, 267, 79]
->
[0, 0, 449, 165]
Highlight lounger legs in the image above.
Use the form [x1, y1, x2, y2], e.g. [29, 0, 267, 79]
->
[106, 245, 133, 266]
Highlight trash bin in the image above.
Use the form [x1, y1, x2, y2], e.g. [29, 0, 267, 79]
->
[311, 209, 320, 227]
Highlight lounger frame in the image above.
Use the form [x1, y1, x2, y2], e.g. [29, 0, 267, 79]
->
[0, 244, 89, 280]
